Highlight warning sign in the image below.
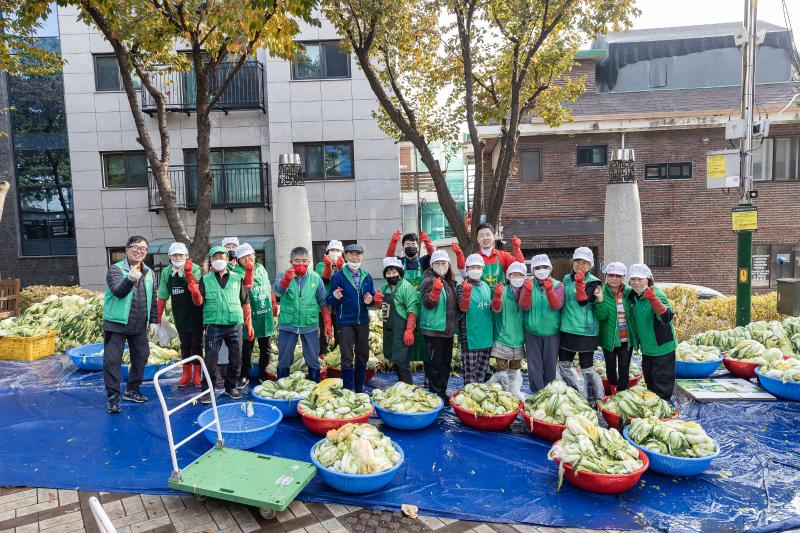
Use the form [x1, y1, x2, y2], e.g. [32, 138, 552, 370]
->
[707, 154, 726, 178]
[732, 205, 758, 231]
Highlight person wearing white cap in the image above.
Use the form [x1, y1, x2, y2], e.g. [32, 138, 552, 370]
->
[218, 237, 242, 373]
[594, 262, 633, 393]
[419, 249, 457, 402]
[373, 257, 420, 384]
[315, 240, 345, 358]
[626, 263, 677, 400]
[487, 261, 529, 399]
[155, 242, 204, 387]
[522, 254, 564, 393]
[456, 254, 493, 384]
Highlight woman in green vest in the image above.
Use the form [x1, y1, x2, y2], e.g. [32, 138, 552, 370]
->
[626, 263, 677, 400]
[233, 243, 278, 385]
[456, 254, 494, 384]
[489, 261, 529, 399]
[419, 250, 457, 402]
[373, 257, 419, 384]
[156, 242, 204, 388]
[594, 262, 633, 393]
[523, 254, 564, 393]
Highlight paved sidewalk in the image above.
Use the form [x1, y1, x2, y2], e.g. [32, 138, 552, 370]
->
[0, 487, 650, 533]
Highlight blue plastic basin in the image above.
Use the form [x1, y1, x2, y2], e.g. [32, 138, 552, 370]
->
[675, 358, 722, 379]
[310, 439, 404, 494]
[372, 399, 443, 430]
[755, 367, 800, 401]
[67, 343, 106, 371]
[250, 390, 303, 418]
[197, 402, 283, 450]
[623, 426, 718, 477]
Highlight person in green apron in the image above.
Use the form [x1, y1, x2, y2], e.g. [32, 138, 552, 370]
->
[471, 223, 524, 290]
[373, 257, 420, 384]
[316, 240, 344, 358]
[594, 262, 633, 394]
[626, 263, 677, 400]
[456, 254, 494, 384]
[156, 242, 204, 388]
[523, 254, 564, 393]
[234, 243, 278, 386]
[489, 261, 529, 399]
[419, 250, 457, 402]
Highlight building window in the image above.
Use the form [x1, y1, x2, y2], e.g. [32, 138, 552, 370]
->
[294, 142, 354, 181]
[752, 244, 799, 289]
[520, 150, 541, 182]
[292, 41, 351, 80]
[107, 247, 154, 269]
[312, 240, 356, 266]
[752, 138, 773, 181]
[577, 145, 607, 167]
[103, 152, 148, 188]
[94, 54, 141, 91]
[644, 162, 692, 180]
[644, 245, 672, 268]
[648, 59, 668, 88]
[773, 137, 799, 181]
[400, 146, 413, 172]
[184, 148, 263, 205]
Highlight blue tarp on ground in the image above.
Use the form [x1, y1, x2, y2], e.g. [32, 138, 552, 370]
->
[1, 355, 799, 533]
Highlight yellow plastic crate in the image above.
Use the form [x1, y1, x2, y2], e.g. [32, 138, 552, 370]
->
[0, 331, 57, 361]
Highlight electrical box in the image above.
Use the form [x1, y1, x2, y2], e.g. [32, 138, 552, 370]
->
[777, 278, 800, 316]
[706, 150, 740, 189]
[726, 119, 746, 140]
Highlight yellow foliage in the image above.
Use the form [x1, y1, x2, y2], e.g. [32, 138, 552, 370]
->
[20, 285, 99, 312]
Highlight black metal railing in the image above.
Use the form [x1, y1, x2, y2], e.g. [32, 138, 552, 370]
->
[141, 61, 265, 114]
[148, 163, 271, 212]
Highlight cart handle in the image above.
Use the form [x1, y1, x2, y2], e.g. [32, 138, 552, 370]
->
[153, 355, 224, 480]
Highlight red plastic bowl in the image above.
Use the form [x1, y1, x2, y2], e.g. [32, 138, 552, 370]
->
[598, 396, 679, 430]
[520, 411, 566, 442]
[601, 374, 643, 396]
[297, 404, 375, 436]
[723, 357, 760, 379]
[552, 440, 649, 494]
[449, 392, 521, 431]
[266, 366, 328, 382]
[325, 368, 377, 382]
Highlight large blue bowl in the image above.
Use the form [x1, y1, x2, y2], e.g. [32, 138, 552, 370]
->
[755, 367, 800, 401]
[67, 342, 107, 371]
[675, 358, 722, 379]
[372, 399, 443, 430]
[310, 439, 404, 494]
[250, 390, 303, 418]
[623, 426, 718, 476]
[197, 402, 283, 450]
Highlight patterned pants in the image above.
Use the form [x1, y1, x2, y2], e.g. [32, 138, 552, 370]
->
[463, 349, 491, 384]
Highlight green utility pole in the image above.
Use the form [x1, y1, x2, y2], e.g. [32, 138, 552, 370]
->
[736, 230, 752, 326]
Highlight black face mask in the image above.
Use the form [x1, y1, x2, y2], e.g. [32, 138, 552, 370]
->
[386, 276, 399, 286]
[404, 246, 418, 258]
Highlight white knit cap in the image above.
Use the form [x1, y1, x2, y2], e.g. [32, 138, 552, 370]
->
[506, 261, 527, 276]
[235, 243, 255, 259]
[383, 256, 403, 270]
[465, 253, 484, 268]
[572, 247, 594, 266]
[326, 240, 344, 252]
[221, 236, 240, 248]
[430, 250, 450, 263]
[168, 242, 188, 256]
[605, 261, 627, 276]
[628, 263, 653, 280]
[530, 254, 552, 269]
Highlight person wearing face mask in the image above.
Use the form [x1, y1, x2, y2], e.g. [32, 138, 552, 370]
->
[594, 262, 633, 394]
[626, 264, 677, 400]
[559, 247, 602, 368]
[522, 254, 564, 393]
[273, 246, 332, 383]
[470, 223, 524, 290]
[326, 244, 376, 392]
[217, 237, 241, 380]
[184, 246, 253, 403]
[155, 242, 204, 388]
[419, 250, 457, 402]
[316, 240, 345, 357]
[374, 257, 419, 384]
[488, 262, 529, 399]
[456, 254, 494, 384]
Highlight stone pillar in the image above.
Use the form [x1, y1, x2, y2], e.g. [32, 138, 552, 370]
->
[273, 154, 313, 267]
[603, 149, 643, 270]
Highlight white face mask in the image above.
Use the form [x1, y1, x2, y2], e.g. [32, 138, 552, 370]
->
[510, 277, 525, 288]
[632, 284, 646, 295]
[433, 265, 449, 277]
[171, 260, 185, 269]
[467, 269, 483, 280]
[329, 251, 342, 262]
[534, 268, 550, 281]
[347, 261, 362, 271]
[211, 259, 228, 272]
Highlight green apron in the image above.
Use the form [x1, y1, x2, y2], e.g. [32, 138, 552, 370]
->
[492, 285, 525, 349]
[481, 251, 505, 290]
[402, 256, 427, 362]
[249, 264, 274, 338]
[381, 287, 411, 364]
[464, 282, 493, 350]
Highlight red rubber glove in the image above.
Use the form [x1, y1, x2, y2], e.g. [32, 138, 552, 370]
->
[321, 306, 333, 342]
[491, 283, 505, 312]
[451, 243, 465, 270]
[243, 303, 254, 341]
[429, 277, 443, 303]
[519, 278, 533, 310]
[574, 270, 588, 302]
[271, 291, 279, 316]
[279, 267, 295, 289]
[459, 282, 473, 312]
[373, 290, 384, 307]
[184, 261, 203, 306]
[387, 230, 402, 257]
[403, 313, 417, 346]
[511, 235, 524, 262]
[321, 255, 333, 281]
[184, 260, 196, 281]
[543, 277, 560, 309]
[156, 298, 166, 322]
[336, 255, 344, 270]
[419, 231, 435, 255]
[643, 286, 668, 315]
[243, 258, 254, 289]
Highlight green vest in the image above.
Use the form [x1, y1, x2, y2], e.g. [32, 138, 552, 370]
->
[524, 279, 562, 337]
[628, 286, 677, 356]
[247, 263, 274, 338]
[492, 284, 525, 349]
[104, 260, 154, 324]
[560, 272, 600, 337]
[481, 251, 505, 290]
[202, 270, 244, 326]
[278, 271, 322, 328]
[464, 281, 493, 350]
[420, 280, 448, 332]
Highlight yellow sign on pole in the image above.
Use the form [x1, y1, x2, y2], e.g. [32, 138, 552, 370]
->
[739, 268, 749, 283]
[732, 205, 758, 231]
[707, 154, 726, 178]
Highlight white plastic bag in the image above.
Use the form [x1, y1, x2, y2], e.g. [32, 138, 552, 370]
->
[556, 361, 588, 399]
[486, 370, 510, 391]
[583, 368, 604, 406]
[157, 317, 177, 346]
[507, 369, 525, 401]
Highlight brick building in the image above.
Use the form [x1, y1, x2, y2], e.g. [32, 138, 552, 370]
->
[477, 22, 800, 294]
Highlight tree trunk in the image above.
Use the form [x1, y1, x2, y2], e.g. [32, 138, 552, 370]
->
[0, 181, 10, 221]
[191, 64, 214, 265]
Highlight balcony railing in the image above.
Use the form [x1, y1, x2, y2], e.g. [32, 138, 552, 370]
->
[148, 163, 271, 212]
[141, 61, 265, 114]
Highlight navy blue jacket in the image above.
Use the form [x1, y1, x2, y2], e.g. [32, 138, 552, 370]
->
[326, 267, 375, 326]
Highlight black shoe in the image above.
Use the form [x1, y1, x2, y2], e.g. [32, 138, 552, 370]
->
[200, 389, 214, 405]
[224, 388, 242, 400]
[122, 389, 148, 403]
[236, 377, 249, 390]
[106, 394, 121, 414]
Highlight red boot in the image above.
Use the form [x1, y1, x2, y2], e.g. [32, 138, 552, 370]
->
[176, 364, 192, 386]
[192, 364, 202, 387]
